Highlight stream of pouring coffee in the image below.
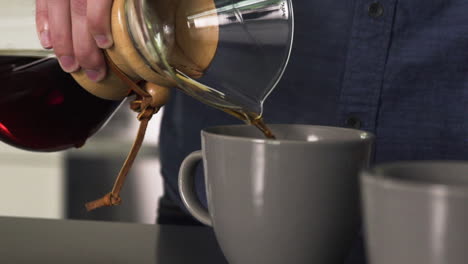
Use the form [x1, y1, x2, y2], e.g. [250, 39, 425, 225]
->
[253, 118, 276, 139]
[221, 109, 276, 139]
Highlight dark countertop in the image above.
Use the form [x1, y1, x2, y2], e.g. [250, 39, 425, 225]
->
[0, 216, 228, 264]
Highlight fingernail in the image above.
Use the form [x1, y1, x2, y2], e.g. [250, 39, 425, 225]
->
[85, 69, 105, 82]
[40, 31, 52, 49]
[94, 35, 113, 49]
[59, 56, 79, 72]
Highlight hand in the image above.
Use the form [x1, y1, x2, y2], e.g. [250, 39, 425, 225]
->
[35, 0, 113, 82]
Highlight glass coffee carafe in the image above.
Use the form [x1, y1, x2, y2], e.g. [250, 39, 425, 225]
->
[0, 0, 294, 211]
[0, 0, 294, 152]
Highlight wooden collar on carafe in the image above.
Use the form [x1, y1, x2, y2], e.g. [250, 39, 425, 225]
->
[85, 52, 169, 212]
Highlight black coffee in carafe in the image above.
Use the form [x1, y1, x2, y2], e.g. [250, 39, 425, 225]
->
[0, 56, 122, 151]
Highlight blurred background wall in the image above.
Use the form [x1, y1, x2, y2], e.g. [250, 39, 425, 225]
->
[0, 0, 165, 224]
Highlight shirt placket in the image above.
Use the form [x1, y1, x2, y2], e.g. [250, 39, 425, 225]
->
[338, 0, 397, 132]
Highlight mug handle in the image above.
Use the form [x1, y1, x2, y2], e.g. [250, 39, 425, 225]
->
[178, 151, 213, 226]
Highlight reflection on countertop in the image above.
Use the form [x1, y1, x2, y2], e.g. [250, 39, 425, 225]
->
[0, 216, 228, 264]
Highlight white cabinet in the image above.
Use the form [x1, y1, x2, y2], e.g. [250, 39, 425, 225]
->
[0, 144, 64, 219]
[0, 0, 43, 51]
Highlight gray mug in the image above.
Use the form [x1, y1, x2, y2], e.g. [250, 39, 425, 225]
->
[361, 161, 468, 264]
[179, 124, 374, 264]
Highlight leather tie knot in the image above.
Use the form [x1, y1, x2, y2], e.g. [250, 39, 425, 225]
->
[137, 106, 157, 121]
[85, 52, 170, 212]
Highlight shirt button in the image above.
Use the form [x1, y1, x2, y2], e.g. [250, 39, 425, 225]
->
[368, 2, 384, 18]
[345, 117, 362, 129]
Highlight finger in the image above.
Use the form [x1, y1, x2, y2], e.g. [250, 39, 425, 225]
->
[35, 0, 52, 48]
[71, 0, 107, 82]
[48, 0, 79, 72]
[87, 0, 113, 48]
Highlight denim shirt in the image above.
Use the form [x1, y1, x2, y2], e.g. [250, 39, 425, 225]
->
[159, 0, 468, 262]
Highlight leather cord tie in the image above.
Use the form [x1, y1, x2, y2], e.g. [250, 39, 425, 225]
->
[85, 52, 169, 212]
